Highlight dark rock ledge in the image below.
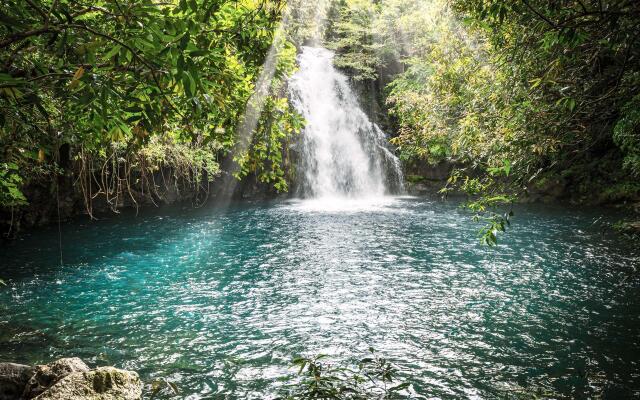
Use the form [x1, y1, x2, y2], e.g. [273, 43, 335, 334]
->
[0, 358, 141, 400]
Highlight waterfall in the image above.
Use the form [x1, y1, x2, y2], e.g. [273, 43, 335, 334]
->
[289, 47, 404, 199]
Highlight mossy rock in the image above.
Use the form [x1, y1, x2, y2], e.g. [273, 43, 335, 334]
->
[33, 367, 141, 400]
[23, 357, 89, 399]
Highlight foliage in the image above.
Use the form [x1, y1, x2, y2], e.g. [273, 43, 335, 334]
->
[286, 0, 333, 43]
[0, 162, 27, 207]
[447, 0, 640, 184]
[138, 136, 221, 185]
[441, 162, 515, 246]
[0, 0, 303, 215]
[233, 35, 304, 192]
[325, 0, 381, 81]
[279, 349, 410, 400]
[614, 94, 640, 177]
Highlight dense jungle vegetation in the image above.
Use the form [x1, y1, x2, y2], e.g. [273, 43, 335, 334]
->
[1, 0, 639, 240]
[0, 0, 302, 233]
[326, 0, 640, 241]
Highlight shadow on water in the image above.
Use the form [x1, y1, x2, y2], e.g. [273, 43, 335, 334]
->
[0, 199, 276, 282]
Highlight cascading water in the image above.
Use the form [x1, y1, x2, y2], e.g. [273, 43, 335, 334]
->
[288, 47, 404, 199]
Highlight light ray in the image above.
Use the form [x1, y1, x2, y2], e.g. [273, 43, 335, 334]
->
[217, 9, 292, 204]
[217, 0, 333, 205]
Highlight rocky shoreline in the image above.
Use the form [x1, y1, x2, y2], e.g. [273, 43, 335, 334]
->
[0, 358, 141, 400]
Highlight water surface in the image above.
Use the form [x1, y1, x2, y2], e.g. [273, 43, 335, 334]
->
[1, 197, 639, 399]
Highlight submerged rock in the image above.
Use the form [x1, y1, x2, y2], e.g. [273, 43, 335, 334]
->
[0, 363, 33, 400]
[23, 358, 89, 399]
[33, 367, 142, 400]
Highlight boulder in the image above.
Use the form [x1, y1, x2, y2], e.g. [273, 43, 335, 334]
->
[23, 358, 90, 399]
[33, 367, 142, 400]
[0, 363, 33, 400]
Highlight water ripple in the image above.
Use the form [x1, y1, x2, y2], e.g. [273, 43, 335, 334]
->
[0, 198, 639, 399]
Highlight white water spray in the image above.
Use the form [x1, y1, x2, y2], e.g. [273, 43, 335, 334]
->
[289, 47, 403, 199]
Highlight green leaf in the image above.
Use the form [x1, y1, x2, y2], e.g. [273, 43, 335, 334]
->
[188, 0, 198, 13]
[189, 50, 208, 57]
[104, 45, 122, 59]
[183, 71, 196, 97]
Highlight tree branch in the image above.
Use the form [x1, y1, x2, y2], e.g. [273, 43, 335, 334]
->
[521, 0, 557, 29]
[66, 24, 185, 119]
[0, 27, 58, 49]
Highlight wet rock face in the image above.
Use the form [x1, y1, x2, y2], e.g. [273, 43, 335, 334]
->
[0, 363, 33, 400]
[0, 359, 141, 400]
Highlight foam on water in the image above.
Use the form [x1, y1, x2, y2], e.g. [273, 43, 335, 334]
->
[283, 196, 406, 213]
